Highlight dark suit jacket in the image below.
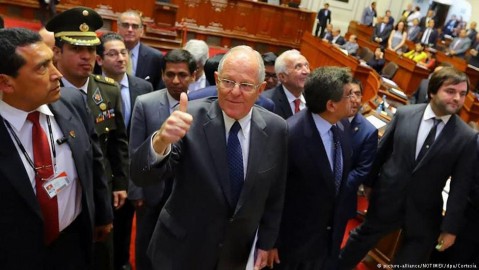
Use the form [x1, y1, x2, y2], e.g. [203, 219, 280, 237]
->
[261, 84, 294, 119]
[410, 78, 430, 104]
[0, 88, 112, 268]
[130, 99, 288, 270]
[128, 89, 172, 207]
[419, 16, 438, 31]
[420, 28, 439, 47]
[126, 74, 154, 132]
[366, 104, 476, 239]
[343, 114, 378, 219]
[188, 85, 275, 112]
[317, 8, 331, 27]
[373, 23, 393, 46]
[328, 35, 346, 45]
[136, 43, 164, 90]
[277, 110, 352, 266]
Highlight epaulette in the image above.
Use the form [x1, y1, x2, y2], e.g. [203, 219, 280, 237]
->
[93, 75, 116, 86]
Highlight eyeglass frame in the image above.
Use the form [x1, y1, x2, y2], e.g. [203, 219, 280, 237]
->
[104, 49, 129, 58]
[217, 77, 262, 92]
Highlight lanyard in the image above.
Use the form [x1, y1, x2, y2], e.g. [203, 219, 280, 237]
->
[4, 115, 57, 175]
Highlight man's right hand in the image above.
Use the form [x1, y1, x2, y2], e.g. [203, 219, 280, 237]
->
[267, 248, 280, 268]
[152, 92, 193, 155]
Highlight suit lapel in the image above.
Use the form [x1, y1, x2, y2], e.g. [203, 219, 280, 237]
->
[276, 85, 293, 118]
[128, 75, 140, 111]
[0, 118, 42, 219]
[203, 102, 232, 207]
[235, 108, 268, 213]
[135, 44, 147, 78]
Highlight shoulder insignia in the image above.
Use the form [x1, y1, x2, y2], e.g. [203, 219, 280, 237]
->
[93, 75, 117, 86]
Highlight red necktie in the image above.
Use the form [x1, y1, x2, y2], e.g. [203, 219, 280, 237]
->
[294, 99, 301, 113]
[27, 111, 59, 245]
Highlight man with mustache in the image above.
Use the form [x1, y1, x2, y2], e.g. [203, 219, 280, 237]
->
[47, 7, 129, 270]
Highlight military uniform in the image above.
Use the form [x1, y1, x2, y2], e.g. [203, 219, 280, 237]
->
[47, 7, 129, 270]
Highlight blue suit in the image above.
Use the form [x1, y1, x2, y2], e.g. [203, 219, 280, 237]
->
[188, 85, 275, 112]
[342, 114, 378, 219]
[275, 109, 352, 269]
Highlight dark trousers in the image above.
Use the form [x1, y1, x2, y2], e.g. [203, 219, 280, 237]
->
[315, 23, 326, 38]
[45, 216, 89, 270]
[135, 203, 162, 270]
[339, 216, 438, 270]
[114, 200, 135, 269]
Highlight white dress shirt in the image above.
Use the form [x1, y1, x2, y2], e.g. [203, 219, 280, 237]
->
[283, 85, 306, 114]
[0, 101, 82, 231]
[415, 104, 451, 158]
[312, 113, 335, 171]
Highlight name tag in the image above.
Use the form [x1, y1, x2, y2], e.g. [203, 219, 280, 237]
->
[43, 171, 71, 199]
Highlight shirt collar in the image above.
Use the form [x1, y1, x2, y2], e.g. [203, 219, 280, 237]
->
[62, 77, 90, 94]
[0, 100, 53, 132]
[312, 113, 333, 137]
[423, 103, 451, 124]
[165, 90, 179, 110]
[282, 85, 305, 104]
[222, 110, 253, 135]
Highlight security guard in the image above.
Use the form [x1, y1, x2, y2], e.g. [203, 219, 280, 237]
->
[46, 7, 129, 270]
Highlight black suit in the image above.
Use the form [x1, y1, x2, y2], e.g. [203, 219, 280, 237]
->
[0, 88, 112, 269]
[275, 110, 352, 269]
[340, 104, 477, 268]
[261, 84, 294, 119]
[372, 23, 393, 46]
[315, 8, 331, 38]
[135, 43, 164, 90]
[131, 99, 288, 270]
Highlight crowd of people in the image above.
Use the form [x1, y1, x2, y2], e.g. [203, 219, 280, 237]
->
[0, 2, 478, 270]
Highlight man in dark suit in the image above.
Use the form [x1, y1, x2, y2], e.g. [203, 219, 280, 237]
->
[96, 32, 154, 270]
[129, 49, 197, 270]
[339, 67, 477, 268]
[315, 3, 331, 38]
[0, 27, 112, 270]
[419, 19, 439, 48]
[262, 49, 310, 119]
[130, 45, 288, 270]
[118, 10, 164, 90]
[327, 27, 346, 45]
[267, 67, 353, 270]
[38, 0, 58, 25]
[47, 7, 130, 270]
[342, 79, 378, 220]
[419, 9, 437, 31]
[372, 16, 392, 47]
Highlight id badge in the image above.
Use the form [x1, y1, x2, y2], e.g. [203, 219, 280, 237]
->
[43, 171, 71, 199]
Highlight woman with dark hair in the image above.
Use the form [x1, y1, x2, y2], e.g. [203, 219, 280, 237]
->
[388, 21, 407, 53]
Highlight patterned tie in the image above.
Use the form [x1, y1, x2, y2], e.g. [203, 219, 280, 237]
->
[127, 51, 133, 75]
[227, 121, 244, 206]
[293, 99, 301, 113]
[27, 111, 59, 245]
[330, 125, 343, 195]
[417, 118, 441, 162]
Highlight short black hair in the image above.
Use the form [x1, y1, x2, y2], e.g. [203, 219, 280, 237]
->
[0, 28, 42, 77]
[351, 78, 363, 93]
[204, 53, 225, 86]
[262, 52, 277, 66]
[97, 32, 124, 58]
[428, 67, 469, 98]
[305, 67, 352, 114]
[161, 49, 197, 75]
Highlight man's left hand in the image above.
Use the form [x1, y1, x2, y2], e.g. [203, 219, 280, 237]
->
[254, 249, 268, 270]
[113, 190, 127, 209]
[436, 232, 456, 252]
[94, 223, 113, 242]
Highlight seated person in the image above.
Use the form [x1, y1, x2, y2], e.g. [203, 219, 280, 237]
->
[403, 42, 428, 63]
[321, 23, 333, 39]
[417, 49, 437, 70]
[367, 47, 385, 73]
[387, 21, 407, 53]
[336, 34, 359, 56]
[446, 29, 472, 58]
[325, 27, 345, 45]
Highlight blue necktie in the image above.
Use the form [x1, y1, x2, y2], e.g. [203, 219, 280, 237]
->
[331, 125, 343, 195]
[227, 121, 244, 206]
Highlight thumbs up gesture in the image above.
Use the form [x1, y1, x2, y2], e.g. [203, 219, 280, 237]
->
[152, 92, 193, 155]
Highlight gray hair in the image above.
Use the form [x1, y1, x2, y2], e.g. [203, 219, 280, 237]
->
[275, 49, 301, 74]
[183, 39, 209, 67]
[217, 45, 265, 83]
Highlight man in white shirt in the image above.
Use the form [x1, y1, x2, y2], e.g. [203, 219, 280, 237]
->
[184, 39, 210, 93]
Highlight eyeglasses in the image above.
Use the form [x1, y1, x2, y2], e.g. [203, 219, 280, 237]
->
[218, 78, 260, 92]
[104, 49, 129, 58]
[164, 71, 191, 81]
[119, 22, 142, 30]
[351, 91, 362, 98]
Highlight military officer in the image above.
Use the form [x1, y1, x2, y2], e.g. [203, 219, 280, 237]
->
[46, 7, 130, 270]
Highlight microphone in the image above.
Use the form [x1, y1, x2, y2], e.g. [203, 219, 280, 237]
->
[56, 136, 69, 145]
